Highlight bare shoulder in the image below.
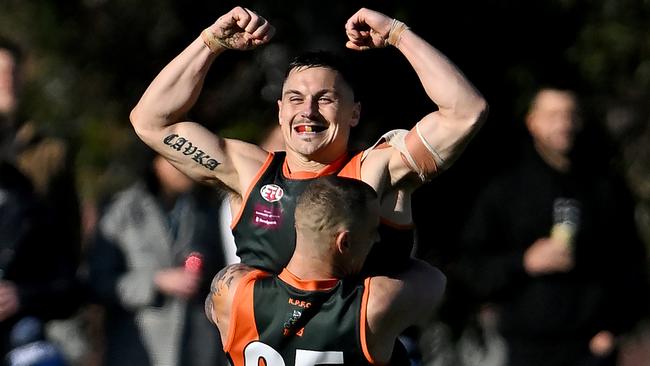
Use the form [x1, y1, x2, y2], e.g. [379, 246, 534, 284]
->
[209, 263, 257, 299]
[222, 138, 272, 191]
[358, 146, 393, 191]
[205, 263, 257, 328]
[223, 137, 271, 170]
[360, 141, 419, 192]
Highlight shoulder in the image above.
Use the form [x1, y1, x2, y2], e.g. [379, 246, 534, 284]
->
[224, 138, 272, 167]
[207, 263, 263, 327]
[209, 263, 266, 310]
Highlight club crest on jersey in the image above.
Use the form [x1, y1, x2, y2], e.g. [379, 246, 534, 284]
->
[260, 184, 284, 202]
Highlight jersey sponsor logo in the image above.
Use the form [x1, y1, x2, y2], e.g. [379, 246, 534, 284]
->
[253, 204, 282, 229]
[260, 184, 284, 202]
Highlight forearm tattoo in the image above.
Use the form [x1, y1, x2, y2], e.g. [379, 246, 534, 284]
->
[163, 134, 220, 170]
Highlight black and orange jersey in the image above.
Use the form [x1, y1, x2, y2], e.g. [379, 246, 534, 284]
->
[231, 151, 414, 274]
[224, 268, 375, 366]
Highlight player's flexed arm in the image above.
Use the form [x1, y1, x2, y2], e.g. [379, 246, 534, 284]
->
[345, 8, 488, 186]
[130, 7, 275, 195]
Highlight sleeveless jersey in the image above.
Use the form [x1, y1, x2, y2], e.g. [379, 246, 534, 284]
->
[231, 151, 414, 275]
[224, 269, 374, 366]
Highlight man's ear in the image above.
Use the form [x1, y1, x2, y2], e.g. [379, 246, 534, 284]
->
[335, 231, 350, 254]
[277, 99, 283, 125]
[350, 102, 361, 127]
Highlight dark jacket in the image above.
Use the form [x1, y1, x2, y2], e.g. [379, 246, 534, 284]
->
[457, 142, 648, 341]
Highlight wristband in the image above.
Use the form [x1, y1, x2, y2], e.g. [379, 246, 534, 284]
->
[385, 19, 410, 47]
[201, 28, 232, 52]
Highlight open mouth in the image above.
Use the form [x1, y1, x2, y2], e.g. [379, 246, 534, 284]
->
[294, 125, 327, 134]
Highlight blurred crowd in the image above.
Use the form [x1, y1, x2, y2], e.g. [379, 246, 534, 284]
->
[1, 25, 649, 366]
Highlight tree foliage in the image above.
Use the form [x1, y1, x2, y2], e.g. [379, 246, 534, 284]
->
[1, 1, 648, 231]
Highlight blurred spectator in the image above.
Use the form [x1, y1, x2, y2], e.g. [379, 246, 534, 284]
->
[5, 317, 68, 366]
[1, 36, 83, 360]
[87, 153, 229, 366]
[453, 87, 649, 366]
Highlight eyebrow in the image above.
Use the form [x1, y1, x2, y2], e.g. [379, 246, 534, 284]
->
[282, 89, 339, 98]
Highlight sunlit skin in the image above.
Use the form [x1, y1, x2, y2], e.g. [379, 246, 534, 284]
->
[343, 198, 380, 276]
[0, 50, 18, 115]
[277, 66, 360, 165]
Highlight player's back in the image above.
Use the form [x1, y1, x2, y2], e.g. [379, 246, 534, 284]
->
[224, 269, 374, 366]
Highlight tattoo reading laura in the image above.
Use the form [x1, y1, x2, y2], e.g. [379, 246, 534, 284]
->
[163, 134, 220, 170]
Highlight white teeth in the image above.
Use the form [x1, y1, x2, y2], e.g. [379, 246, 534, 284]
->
[304, 126, 312, 132]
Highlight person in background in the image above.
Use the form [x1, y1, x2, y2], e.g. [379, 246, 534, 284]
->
[454, 87, 649, 366]
[87, 153, 228, 366]
[5, 317, 68, 366]
[206, 176, 446, 365]
[0, 36, 83, 361]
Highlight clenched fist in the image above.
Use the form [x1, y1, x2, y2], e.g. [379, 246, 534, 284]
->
[203, 6, 275, 52]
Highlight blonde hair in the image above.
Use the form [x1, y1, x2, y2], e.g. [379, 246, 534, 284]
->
[295, 176, 377, 235]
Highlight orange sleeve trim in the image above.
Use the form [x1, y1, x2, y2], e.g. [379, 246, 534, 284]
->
[380, 217, 415, 230]
[224, 269, 269, 352]
[338, 151, 363, 179]
[230, 152, 275, 230]
[360, 277, 376, 364]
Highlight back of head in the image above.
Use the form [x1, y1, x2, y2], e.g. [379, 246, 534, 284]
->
[295, 176, 377, 239]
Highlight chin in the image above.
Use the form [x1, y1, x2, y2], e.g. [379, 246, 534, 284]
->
[290, 140, 326, 157]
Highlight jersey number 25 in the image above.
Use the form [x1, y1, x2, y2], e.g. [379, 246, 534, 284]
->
[245, 341, 344, 365]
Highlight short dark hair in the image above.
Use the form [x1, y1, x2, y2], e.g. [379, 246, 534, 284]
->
[295, 176, 377, 233]
[528, 87, 580, 115]
[284, 50, 358, 100]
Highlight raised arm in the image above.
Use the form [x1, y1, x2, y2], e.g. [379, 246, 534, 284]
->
[345, 8, 488, 184]
[130, 6, 275, 194]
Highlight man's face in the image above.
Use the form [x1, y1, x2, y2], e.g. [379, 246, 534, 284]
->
[277, 66, 360, 161]
[526, 90, 580, 157]
[0, 50, 18, 115]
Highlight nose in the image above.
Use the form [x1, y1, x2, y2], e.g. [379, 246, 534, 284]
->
[300, 98, 319, 119]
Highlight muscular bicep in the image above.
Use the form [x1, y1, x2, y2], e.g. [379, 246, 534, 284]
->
[133, 119, 267, 195]
[383, 110, 486, 185]
[414, 110, 485, 170]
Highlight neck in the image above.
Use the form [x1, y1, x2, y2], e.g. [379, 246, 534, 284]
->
[534, 142, 571, 173]
[285, 149, 347, 174]
[286, 248, 337, 281]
